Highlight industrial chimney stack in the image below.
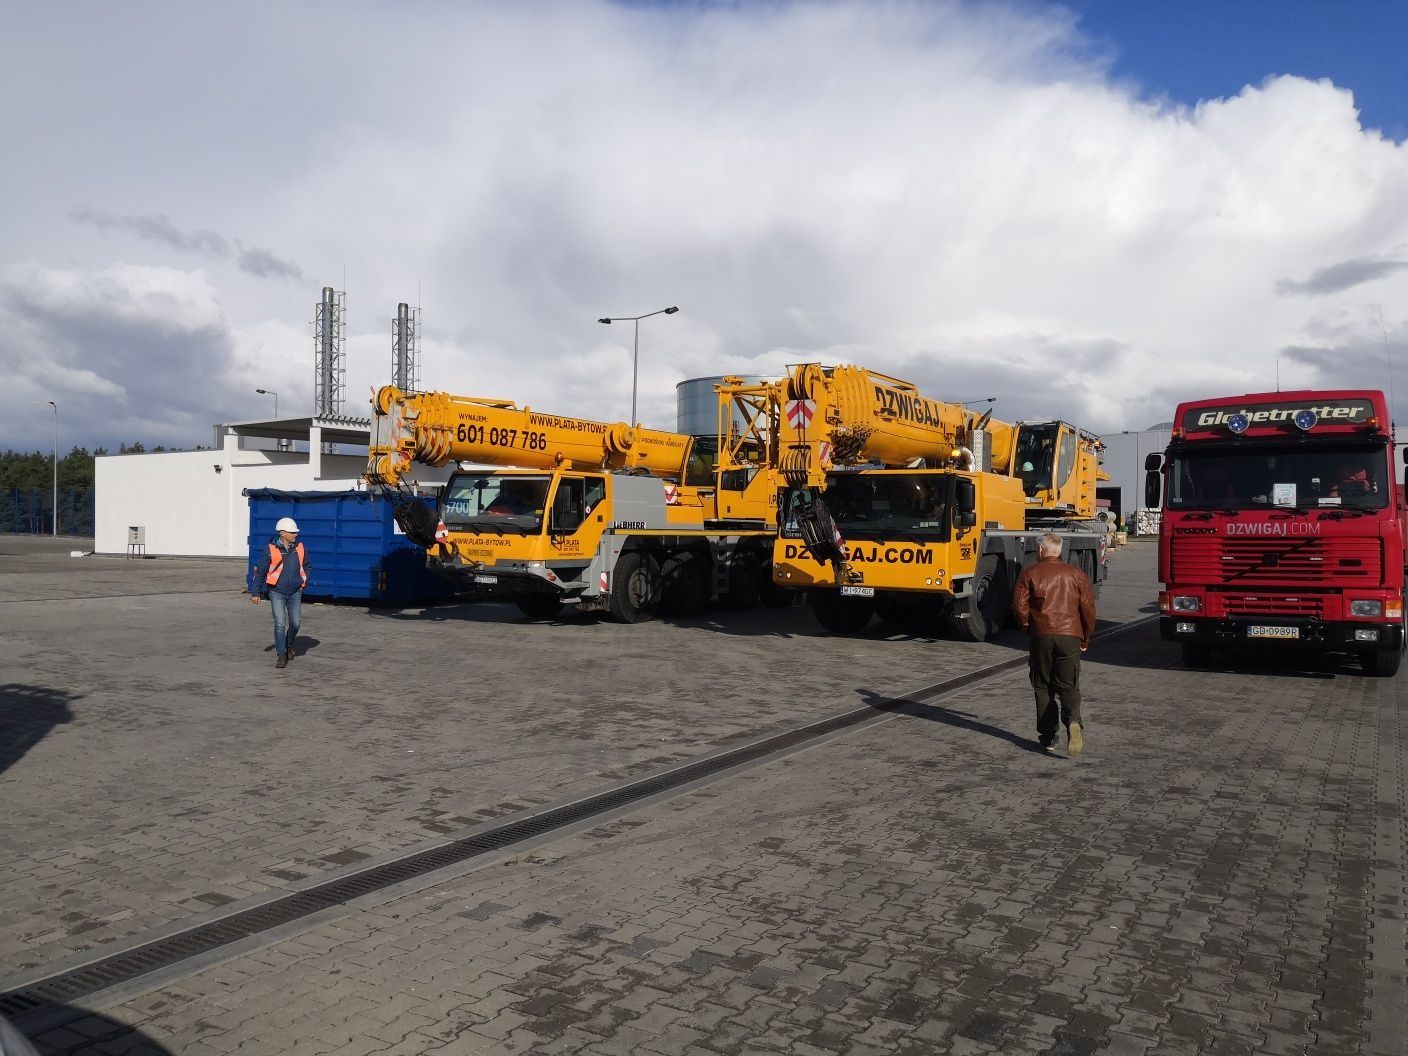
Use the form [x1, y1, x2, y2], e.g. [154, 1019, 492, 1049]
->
[313, 286, 346, 417]
[392, 302, 421, 393]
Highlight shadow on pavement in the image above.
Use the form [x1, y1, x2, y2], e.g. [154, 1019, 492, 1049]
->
[855, 688, 1062, 759]
[0, 684, 78, 776]
[7, 1004, 174, 1055]
[1084, 621, 1350, 680]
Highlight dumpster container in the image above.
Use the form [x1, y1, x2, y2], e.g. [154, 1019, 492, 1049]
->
[245, 489, 454, 605]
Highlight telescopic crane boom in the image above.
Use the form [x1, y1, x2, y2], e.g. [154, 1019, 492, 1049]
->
[366, 385, 694, 488]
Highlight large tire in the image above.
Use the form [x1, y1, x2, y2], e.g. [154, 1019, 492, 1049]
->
[1182, 642, 1213, 668]
[606, 552, 660, 624]
[516, 595, 564, 620]
[758, 560, 795, 608]
[659, 554, 709, 617]
[809, 590, 873, 634]
[720, 556, 760, 611]
[946, 557, 1006, 643]
[1360, 648, 1403, 677]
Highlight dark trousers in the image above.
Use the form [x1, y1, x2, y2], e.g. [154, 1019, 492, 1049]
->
[1029, 634, 1083, 741]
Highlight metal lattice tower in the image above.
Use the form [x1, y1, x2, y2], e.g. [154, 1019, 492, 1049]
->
[392, 302, 421, 393]
[313, 286, 346, 417]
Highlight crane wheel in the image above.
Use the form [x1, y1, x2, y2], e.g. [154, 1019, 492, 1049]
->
[660, 554, 709, 617]
[946, 556, 1006, 642]
[606, 552, 661, 624]
[720, 556, 761, 611]
[809, 590, 873, 634]
[516, 595, 564, 620]
[758, 565, 795, 608]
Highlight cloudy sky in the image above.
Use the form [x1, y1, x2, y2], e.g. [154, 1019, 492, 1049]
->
[3, 0, 1407, 453]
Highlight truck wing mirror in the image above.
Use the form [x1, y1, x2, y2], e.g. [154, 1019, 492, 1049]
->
[954, 477, 977, 528]
[1401, 447, 1407, 466]
[1144, 470, 1162, 510]
[1144, 453, 1162, 472]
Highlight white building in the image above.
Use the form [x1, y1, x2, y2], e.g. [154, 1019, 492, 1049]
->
[94, 415, 448, 557]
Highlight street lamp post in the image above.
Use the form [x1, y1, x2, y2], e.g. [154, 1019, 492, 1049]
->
[597, 306, 679, 425]
[47, 401, 57, 536]
[256, 388, 279, 417]
[1121, 430, 1141, 533]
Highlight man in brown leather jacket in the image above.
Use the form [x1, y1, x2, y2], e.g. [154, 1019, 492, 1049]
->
[1011, 533, 1097, 755]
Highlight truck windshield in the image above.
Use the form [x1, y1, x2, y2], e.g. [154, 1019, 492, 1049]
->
[782, 473, 951, 540]
[442, 474, 550, 533]
[1167, 443, 1390, 511]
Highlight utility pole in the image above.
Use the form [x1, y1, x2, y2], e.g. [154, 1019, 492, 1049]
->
[48, 401, 57, 536]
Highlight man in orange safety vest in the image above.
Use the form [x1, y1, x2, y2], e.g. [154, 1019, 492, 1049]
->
[250, 517, 310, 669]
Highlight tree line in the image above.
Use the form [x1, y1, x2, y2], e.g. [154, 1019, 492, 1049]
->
[0, 444, 179, 492]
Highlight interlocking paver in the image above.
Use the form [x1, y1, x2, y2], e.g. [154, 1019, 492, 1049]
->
[5, 540, 1406, 1056]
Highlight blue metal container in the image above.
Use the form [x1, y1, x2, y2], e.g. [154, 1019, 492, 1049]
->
[245, 489, 453, 604]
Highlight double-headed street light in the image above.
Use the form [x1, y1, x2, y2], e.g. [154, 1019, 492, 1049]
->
[597, 306, 679, 426]
[47, 401, 57, 536]
[256, 388, 279, 417]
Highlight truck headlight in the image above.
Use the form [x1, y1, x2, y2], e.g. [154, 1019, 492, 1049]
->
[1354, 628, 1380, 642]
[1171, 595, 1201, 612]
[1350, 600, 1383, 617]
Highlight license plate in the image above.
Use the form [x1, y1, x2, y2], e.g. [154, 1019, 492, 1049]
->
[1247, 625, 1298, 640]
[840, 586, 875, 597]
[472, 575, 498, 585]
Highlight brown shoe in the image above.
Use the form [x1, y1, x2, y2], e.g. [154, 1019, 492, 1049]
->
[275, 655, 288, 669]
[285, 643, 295, 661]
[1067, 722, 1084, 756]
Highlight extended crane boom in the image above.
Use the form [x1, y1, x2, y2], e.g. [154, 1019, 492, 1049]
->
[769, 363, 1018, 487]
[367, 385, 693, 488]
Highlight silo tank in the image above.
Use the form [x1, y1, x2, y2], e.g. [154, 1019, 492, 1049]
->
[676, 375, 773, 436]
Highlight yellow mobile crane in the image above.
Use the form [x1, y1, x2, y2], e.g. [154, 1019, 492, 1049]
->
[366, 386, 785, 621]
[716, 365, 1105, 640]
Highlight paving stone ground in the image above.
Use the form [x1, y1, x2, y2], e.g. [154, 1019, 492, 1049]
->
[6, 535, 1404, 1055]
[5, 535, 1143, 973]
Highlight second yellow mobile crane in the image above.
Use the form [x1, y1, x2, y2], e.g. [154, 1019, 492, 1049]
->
[717, 365, 1106, 640]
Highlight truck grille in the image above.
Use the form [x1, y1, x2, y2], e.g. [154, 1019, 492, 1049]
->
[1221, 593, 1327, 619]
[1171, 536, 1381, 585]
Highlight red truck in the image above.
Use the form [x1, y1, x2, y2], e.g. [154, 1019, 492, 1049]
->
[1148, 389, 1406, 676]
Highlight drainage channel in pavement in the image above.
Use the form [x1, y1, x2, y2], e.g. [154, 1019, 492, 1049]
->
[3, 616, 1160, 1032]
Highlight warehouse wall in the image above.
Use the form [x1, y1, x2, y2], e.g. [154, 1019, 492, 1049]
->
[95, 445, 377, 557]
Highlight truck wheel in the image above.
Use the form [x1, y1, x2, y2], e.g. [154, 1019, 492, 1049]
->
[606, 552, 660, 624]
[874, 594, 930, 627]
[516, 595, 564, 620]
[659, 554, 708, 617]
[809, 590, 873, 633]
[946, 557, 1005, 643]
[758, 562, 795, 608]
[1182, 643, 1213, 668]
[720, 556, 760, 611]
[1359, 648, 1402, 677]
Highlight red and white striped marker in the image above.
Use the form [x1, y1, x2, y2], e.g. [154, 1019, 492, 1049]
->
[785, 399, 816, 429]
[663, 484, 678, 504]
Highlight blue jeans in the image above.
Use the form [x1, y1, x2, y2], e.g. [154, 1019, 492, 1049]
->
[269, 591, 302, 655]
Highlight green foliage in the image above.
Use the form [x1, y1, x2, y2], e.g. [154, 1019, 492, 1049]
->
[0, 446, 125, 491]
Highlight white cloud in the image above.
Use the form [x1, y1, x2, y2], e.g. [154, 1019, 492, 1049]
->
[2, 1, 1407, 453]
